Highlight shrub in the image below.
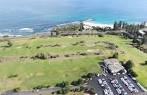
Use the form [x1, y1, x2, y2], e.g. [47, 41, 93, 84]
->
[33, 53, 48, 60]
[79, 86, 85, 91]
[7, 40, 13, 47]
[82, 73, 96, 79]
[12, 87, 20, 92]
[8, 74, 18, 78]
[71, 78, 84, 86]
[33, 85, 50, 90]
[55, 81, 69, 88]
[128, 69, 138, 77]
[56, 87, 69, 95]
[98, 34, 104, 37]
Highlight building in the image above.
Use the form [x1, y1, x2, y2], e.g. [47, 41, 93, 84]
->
[138, 30, 146, 36]
[138, 28, 147, 45]
[104, 58, 126, 75]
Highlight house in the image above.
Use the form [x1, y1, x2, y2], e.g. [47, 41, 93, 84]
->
[138, 30, 146, 36]
[138, 28, 147, 45]
[104, 58, 126, 75]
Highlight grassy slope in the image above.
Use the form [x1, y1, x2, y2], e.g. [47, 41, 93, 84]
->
[0, 35, 147, 92]
[0, 36, 106, 93]
[0, 37, 108, 56]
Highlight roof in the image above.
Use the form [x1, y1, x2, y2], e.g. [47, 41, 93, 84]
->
[141, 28, 147, 32]
[104, 59, 125, 74]
[139, 30, 146, 35]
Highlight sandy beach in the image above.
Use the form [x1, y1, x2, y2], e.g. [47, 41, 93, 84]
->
[83, 20, 113, 29]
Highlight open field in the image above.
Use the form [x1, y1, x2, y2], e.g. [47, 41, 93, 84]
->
[0, 35, 114, 93]
[0, 35, 147, 93]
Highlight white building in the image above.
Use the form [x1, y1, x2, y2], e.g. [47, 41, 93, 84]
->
[104, 58, 126, 75]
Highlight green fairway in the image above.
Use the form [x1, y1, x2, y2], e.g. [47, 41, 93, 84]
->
[0, 35, 147, 93]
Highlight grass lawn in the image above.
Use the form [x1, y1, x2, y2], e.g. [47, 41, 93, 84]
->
[0, 35, 147, 93]
[0, 36, 108, 93]
[0, 56, 102, 93]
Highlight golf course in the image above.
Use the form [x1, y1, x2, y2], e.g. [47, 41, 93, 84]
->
[0, 35, 147, 93]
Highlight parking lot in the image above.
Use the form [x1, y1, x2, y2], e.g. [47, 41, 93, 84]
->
[89, 72, 145, 95]
[88, 62, 145, 95]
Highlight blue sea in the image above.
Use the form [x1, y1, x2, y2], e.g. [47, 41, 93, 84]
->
[0, 0, 147, 36]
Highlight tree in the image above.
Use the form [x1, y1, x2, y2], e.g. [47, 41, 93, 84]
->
[129, 69, 138, 77]
[145, 61, 147, 65]
[113, 21, 118, 30]
[140, 22, 146, 28]
[122, 22, 128, 29]
[79, 22, 84, 31]
[56, 81, 69, 88]
[125, 60, 134, 70]
[118, 21, 123, 29]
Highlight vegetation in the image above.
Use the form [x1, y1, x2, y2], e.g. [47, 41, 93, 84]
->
[33, 85, 50, 90]
[71, 79, 84, 86]
[145, 61, 147, 65]
[8, 74, 18, 78]
[123, 60, 137, 77]
[79, 22, 84, 31]
[11, 87, 21, 92]
[52, 22, 82, 35]
[7, 40, 13, 47]
[124, 60, 134, 70]
[0, 35, 147, 93]
[113, 21, 146, 31]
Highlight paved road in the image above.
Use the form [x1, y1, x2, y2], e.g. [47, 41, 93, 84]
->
[3, 87, 61, 95]
[2, 85, 87, 95]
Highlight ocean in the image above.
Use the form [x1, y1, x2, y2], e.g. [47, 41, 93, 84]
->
[0, 0, 147, 36]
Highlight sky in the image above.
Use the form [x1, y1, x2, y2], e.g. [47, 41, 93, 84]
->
[0, 0, 147, 29]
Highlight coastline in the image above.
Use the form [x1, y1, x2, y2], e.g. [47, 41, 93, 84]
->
[0, 19, 114, 38]
[83, 19, 113, 28]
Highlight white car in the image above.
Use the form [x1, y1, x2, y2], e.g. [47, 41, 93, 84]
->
[116, 88, 122, 95]
[98, 79, 102, 84]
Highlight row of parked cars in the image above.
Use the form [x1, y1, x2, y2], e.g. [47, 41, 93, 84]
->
[110, 78, 128, 95]
[98, 78, 114, 95]
[121, 76, 139, 93]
